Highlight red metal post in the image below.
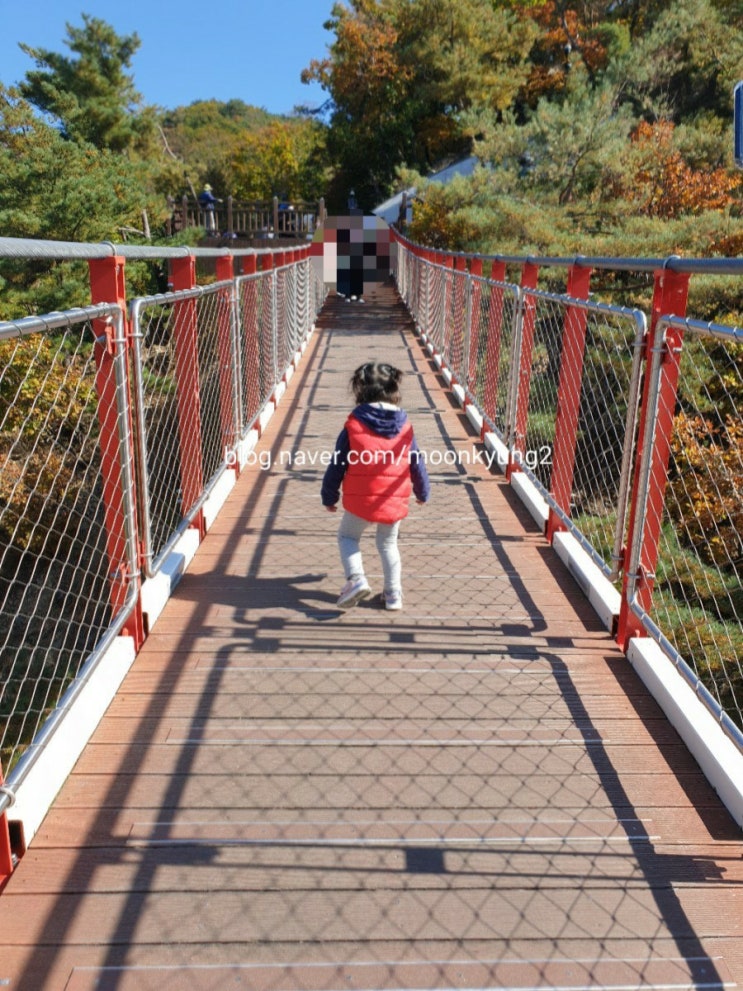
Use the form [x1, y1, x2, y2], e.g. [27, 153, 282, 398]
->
[451, 256, 468, 381]
[508, 261, 540, 479]
[241, 253, 262, 424]
[215, 255, 237, 469]
[260, 251, 276, 399]
[170, 255, 205, 539]
[443, 254, 455, 373]
[546, 264, 592, 543]
[88, 256, 145, 648]
[0, 761, 15, 884]
[467, 258, 483, 398]
[616, 268, 690, 650]
[481, 260, 508, 438]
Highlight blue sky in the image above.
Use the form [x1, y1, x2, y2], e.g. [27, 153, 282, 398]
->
[0, 0, 336, 115]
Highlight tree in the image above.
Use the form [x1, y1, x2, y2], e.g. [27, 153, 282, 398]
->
[303, 0, 538, 209]
[159, 99, 275, 191]
[18, 14, 154, 153]
[0, 85, 164, 316]
[303, 0, 415, 208]
[615, 120, 741, 219]
[615, 0, 743, 122]
[227, 119, 329, 201]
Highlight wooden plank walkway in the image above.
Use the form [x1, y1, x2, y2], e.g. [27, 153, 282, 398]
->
[0, 282, 741, 991]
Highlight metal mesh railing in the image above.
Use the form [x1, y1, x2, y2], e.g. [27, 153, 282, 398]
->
[131, 283, 237, 574]
[0, 249, 324, 782]
[466, 277, 521, 443]
[132, 260, 321, 578]
[631, 315, 743, 728]
[0, 306, 138, 771]
[393, 235, 742, 741]
[517, 290, 646, 578]
[237, 272, 274, 430]
[517, 291, 563, 493]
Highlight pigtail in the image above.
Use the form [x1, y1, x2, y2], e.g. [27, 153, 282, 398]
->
[352, 361, 403, 405]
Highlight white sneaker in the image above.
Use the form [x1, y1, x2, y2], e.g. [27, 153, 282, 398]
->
[337, 576, 371, 609]
[383, 591, 403, 611]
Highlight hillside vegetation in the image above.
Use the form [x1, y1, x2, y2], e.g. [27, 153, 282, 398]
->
[0, 3, 740, 288]
[306, 0, 742, 263]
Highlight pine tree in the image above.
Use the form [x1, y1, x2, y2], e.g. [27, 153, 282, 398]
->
[18, 14, 153, 153]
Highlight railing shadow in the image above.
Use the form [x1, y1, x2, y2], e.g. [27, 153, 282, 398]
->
[11, 289, 738, 991]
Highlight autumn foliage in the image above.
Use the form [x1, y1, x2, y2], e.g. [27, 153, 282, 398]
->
[620, 121, 742, 219]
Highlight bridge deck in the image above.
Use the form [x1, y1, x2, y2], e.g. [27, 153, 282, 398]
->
[1, 284, 741, 991]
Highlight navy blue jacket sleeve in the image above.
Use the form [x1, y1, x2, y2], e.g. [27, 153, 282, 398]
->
[321, 428, 350, 506]
[409, 436, 431, 503]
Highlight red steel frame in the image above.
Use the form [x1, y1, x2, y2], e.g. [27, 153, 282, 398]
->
[546, 264, 593, 542]
[508, 261, 540, 480]
[617, 267, 690, 649]
[481, 259, 508, 439]
[0, 761, 14, 885]
[170, 255, 206, 540]
[88, 256, 145, 648]
[396, 236, 699, 660]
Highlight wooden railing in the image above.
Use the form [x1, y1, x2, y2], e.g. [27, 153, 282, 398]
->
[167, 194, 326, 240]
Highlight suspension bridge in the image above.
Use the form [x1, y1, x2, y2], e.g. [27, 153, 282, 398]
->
[0, 226, 741, 990]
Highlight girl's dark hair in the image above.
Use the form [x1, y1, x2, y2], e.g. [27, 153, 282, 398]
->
[351, 361, 403, 405]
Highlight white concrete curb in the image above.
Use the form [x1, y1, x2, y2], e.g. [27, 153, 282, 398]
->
[552, 531, 621, 633]
[11, 636, 136, 843]
[627, 637, 743, 828]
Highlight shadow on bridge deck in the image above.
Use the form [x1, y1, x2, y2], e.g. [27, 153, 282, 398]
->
[0, 281, 741, 991]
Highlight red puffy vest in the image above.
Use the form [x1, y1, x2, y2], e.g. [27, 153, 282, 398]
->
[342, 415, 414, 523]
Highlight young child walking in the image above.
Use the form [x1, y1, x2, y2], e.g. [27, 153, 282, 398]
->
[321, 361, 430, 610]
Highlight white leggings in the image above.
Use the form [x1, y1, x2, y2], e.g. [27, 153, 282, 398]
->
[337, 510, 402, 595]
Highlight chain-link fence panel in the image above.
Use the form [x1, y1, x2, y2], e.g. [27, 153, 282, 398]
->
[295, 259, 310, 347]
[512, 291, 644, 578]
[516, 291, 565, 493]
[311, 255, 328, 318]
[445, 267, 468, 383]
[424, 263, 448, 356]
[0, 306, 137, 770]
[276, 263, 298, 373]
[467, 277, 521, 444]
[131, 283, 236, 576]
[562, 302, 645, 578]
[639, 316, 743, 730]
[405, 254, 426, 343]
[237, 273, 269, 431]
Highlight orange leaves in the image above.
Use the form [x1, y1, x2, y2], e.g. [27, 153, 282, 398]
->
[304, 4, 411, 113]
[670, 409, 743, 569]
[519, 1, 611, 105]
[626, 120, 741, 219]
